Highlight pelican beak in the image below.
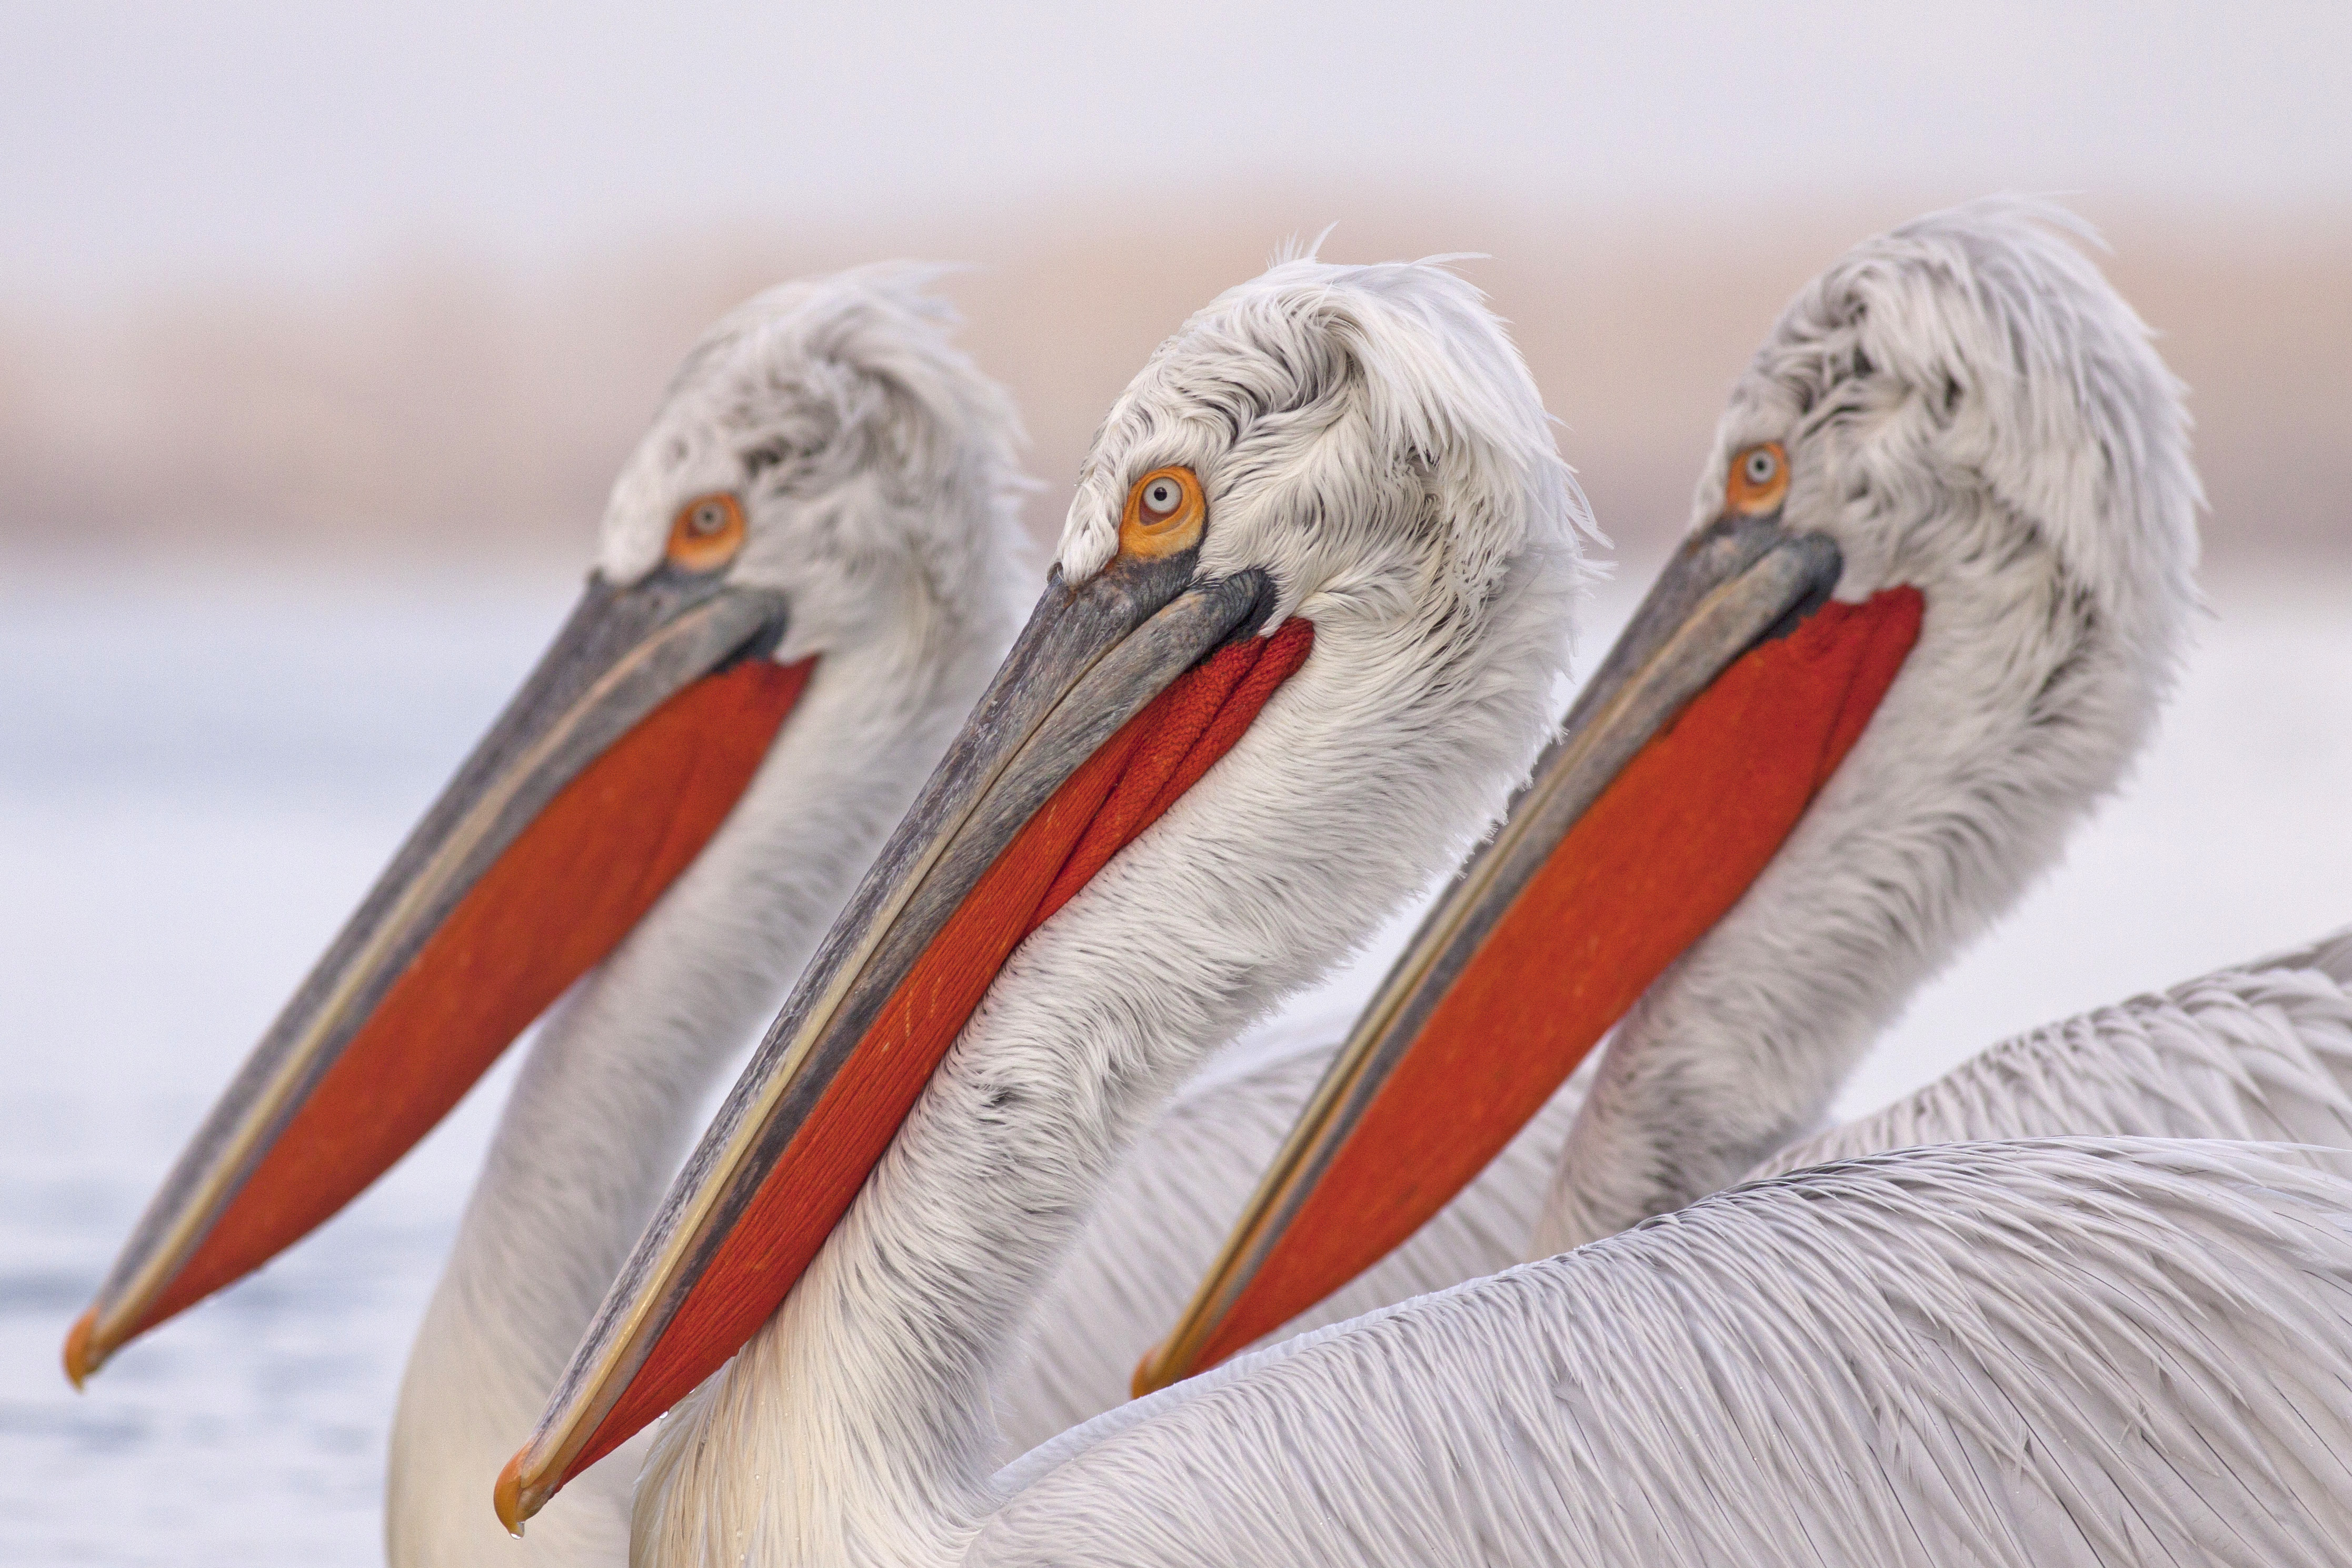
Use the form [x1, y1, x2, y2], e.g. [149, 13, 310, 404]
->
[66, 565, 802, 1389]
[493, 546, 1314, 1532]
[1135, 510, 1925, 1390]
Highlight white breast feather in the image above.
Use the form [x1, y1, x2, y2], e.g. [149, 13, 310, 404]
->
[993, 1025, 1590, 1455]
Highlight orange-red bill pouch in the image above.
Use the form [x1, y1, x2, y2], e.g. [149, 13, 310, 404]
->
[498, 522, 1317, 1530]
[1138, 492, 1924, 1392]
[71, 557, 802, 1386]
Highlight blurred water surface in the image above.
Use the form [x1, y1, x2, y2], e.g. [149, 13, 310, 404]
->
[2, 559, 2348, 1564]
[0, 563, 571, 1565]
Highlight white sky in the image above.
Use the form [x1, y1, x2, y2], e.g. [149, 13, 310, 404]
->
[4, 1, 2349, 297]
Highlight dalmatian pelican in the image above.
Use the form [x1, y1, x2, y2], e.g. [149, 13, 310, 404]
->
[64, 265, 1032, 1566]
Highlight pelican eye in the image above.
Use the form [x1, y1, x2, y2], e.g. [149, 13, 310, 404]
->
[1119, 466, 1206, 560]
[667, 491, 747, 571]
[1725, 442, 1789, 516]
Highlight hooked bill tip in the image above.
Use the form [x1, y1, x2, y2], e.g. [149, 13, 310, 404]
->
[494, 1449, 532, 1537]
[62, 1307, 100, 1391]
[1131, 1340, 1177, 1400]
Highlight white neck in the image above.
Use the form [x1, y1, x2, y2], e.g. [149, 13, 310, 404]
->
[633, 567, 1574, 1567]
[386, 577, 1006, 1568]
[1537, 503, 2171, 1253]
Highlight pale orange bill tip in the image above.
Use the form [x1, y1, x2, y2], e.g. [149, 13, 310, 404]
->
[63, 1306, 97, 1390]
[494, 1450, 530, 1537]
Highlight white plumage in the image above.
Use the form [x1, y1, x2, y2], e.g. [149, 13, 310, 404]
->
[976, 1141, 2352, 1567]
[999, 923, 2352, 1557]
[387, 266, 1031, 1567]
[1752, 927, 2352, 1179]
[994, 1014, 1584, 1456]
[1002, 928, 2352, 1459]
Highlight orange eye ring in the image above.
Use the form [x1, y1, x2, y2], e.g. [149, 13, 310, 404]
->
[667, 492, 746, 573]
[1725, 442, 1789, 517]
[1119, 466, 1207, 560]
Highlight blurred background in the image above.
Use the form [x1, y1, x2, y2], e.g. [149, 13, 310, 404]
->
[4, 3, 2348, 1561]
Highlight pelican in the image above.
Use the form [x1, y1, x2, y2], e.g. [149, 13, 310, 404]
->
[494, 253, 1590, 1552]
[1140, 198, 2218, 1383]
[63, 265, 1032, 1565]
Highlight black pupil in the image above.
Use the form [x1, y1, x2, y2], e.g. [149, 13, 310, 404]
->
[1748, 453, 1773, 481]
[1149, 483, 1174, 511]
[696, 505, 723, 532]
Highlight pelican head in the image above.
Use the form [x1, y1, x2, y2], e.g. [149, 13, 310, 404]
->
[1703, 196, 2196, 732]
[495, 255, 1589, 1532]
[1143, 198, 2202, 1385]
[599, 265, 1029, 673]
[67, 264, 1029, 1387]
